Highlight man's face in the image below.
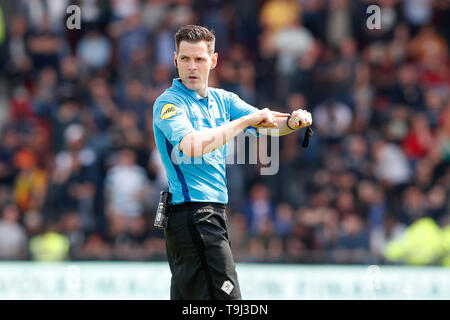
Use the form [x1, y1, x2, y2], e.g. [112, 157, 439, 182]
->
[174, 40, 217, 96]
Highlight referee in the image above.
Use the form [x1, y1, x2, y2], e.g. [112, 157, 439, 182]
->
[152, 25, 312, 300]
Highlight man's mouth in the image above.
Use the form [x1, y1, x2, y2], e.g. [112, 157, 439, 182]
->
[188, 76, 198, 80]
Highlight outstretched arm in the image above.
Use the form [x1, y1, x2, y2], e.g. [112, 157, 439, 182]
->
[179, 108, 288, 157]
[257, 108, 313, 136]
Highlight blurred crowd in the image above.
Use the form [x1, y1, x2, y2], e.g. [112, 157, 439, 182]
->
[0, 0, 449, 265]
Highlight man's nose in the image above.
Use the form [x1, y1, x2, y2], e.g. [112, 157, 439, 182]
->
[188, 61, 197, 70]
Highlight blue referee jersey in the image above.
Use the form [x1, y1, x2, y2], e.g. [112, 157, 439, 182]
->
[153, 78, 259, 204]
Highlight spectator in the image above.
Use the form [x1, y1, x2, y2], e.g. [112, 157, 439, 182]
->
[313, 98, 353, 143]
[402, 112, 434, 161]
[326, 0, 352, 48]
[370, 213, 406, 264]
[0, 203, 28, 260]
[274, 203, 295, 239]
[242, 183, 276, 236]
[266, 238, 284, 262]
[384, 217, 444, 266]
[242, 237, 265, 262]
[27, 15, 67, 72]
[29, 223, 70, 261]
[147, 64, 172, 104]
[426, 184, 448, 225]
[352, 62, 374, 133]
[12, 148, 47, 213]
[285, 211, 316, 263]
[0, 127, 20, 186]
[141, 0, 168, 32]
[437, 102, 450, 162]
[254, 31, 279, 106]
[153, 19, 176, 70]
[333, 213, 370, 264]
[201, 6, 229, 53]
[111, 13, 150, 69]
[259, 0, 301, 36]
[403, 0, 434, 30]
[56, 55, 85, 104]
[227, 213, 249, 262]
[32, 67, 58, 118]
[107, 110, 145, 150]
[73, 233, 112, 260]
[87, 76, 120, 132]
[109, 215, 149, 260]
[3, 14, 31, 89]
[225, 138, 246, 213]
[373, 139, 412, 187]
[76, 29, 112, 71]
[412, 158, 435, 190]
[424, 88, 446, 128]
[272, 15, 314, 77]
[104, 149, 150, 236]
[44, 124, 98, 230]
[59, 210, 85, 259]
[397, 186, 429, 225]
[21, 0, 68, 32]
[384, 105, 409, 143]
[390, 64, 424, 110]
[315, 208, 340, 259]
[9, 86, 37, 130]
[78, 0, 104, 31]
[109, 0, 139, 21]
[23, 210, 44, 239]
[119, 46, 154, 85]
[334, 37, 359, 104]
[344, 135, 371, 178]
[118, 79, 149, 131]
[335, 189, 357, 216]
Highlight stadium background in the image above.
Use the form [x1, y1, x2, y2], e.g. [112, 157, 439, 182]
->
[0, 0, 449, 299]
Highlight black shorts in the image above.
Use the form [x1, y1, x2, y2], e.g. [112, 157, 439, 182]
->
[165, 202, 242, 300]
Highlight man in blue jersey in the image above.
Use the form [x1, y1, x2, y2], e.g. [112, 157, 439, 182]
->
[153, 25, 312, 300]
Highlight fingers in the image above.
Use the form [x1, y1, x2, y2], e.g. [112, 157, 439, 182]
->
[254, 108, 278, 128]
[292, 109, 313, 128]
[260, 111, 291, 127]
[262, 108, 277, 127]
[268, 111, 277, 126]
[258, 119, 277, 128]
[271, 111, 290, 117]
[250, 108, 295, 128]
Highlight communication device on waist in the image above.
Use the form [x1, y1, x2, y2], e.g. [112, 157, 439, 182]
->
[154, 191, 172, 229]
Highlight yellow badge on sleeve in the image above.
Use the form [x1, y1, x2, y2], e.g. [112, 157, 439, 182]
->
[161, 103, 177, 119]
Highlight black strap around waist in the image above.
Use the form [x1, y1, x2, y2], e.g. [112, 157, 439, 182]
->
[172, 202, 226, 211]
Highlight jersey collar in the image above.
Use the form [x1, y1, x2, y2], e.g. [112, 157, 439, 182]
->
[173, 78, 210, 101]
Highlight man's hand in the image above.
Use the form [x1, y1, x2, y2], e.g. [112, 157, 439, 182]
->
[244, 108, 290, 128]
[288, 109, 312, 130]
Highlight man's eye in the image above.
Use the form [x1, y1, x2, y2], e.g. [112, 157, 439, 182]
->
[181, 57, 188, 60]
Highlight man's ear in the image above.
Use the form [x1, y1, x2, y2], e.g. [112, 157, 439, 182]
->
[174, 51, 178, 68]
[210, 53, 218, 70]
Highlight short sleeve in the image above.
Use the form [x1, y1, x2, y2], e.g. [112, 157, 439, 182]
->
[229, 92, 260, 137]
[153, 100, 195, 148]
